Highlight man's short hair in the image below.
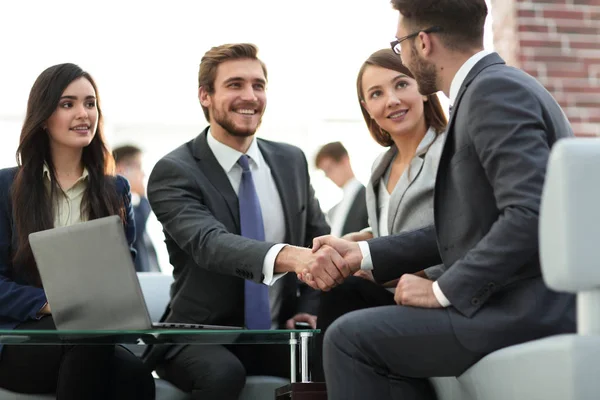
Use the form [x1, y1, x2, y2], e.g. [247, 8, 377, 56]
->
[113, 145, 142, 165]
[198, 43, 268, 121]
[391, 0, 488, 51]
[315, 142, 349, 169]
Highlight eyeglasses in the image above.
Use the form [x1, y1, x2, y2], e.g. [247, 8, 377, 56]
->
[390, 26, 443, 55]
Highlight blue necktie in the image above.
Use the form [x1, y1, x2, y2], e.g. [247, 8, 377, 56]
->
[237, 155, 271, 330]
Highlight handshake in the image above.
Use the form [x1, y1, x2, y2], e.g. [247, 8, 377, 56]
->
[276, 233, 444, 308]
[276, 235, 365, 292]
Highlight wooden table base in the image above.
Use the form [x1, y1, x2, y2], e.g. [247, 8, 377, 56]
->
[275, 382, 327, 400]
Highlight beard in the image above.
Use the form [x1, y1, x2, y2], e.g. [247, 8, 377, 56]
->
[211, 104, 263, 137]
[409, 44, 439, 96]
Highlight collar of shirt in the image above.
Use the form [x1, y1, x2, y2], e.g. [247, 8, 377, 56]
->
[42, 163, 89, 185]
[449, 50, 492, 106]
[342, 177, 362, 197]
[206, 127, 262, 173]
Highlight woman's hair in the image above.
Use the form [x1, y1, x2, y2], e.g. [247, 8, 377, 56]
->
[356, 49, 447, 147]
[11, 63, 123, 286]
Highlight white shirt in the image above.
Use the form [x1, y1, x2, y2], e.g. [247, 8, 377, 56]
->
[42, 164, 89, 227]
[449, 50, 491, 106]
[358, 51, 493, 308]
[377, 180, 391, 237]
[329, 177, 363, 237]
[207, 130, 286, 327]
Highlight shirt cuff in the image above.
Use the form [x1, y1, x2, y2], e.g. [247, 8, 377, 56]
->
[358, 241, 372, 270]
[263, 244, 287, 285]
[35, 302, 48, 320]
[432, 281, 451, 307]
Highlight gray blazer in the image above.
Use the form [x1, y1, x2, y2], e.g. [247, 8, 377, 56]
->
[368, 53, 575, 355]
[147, 129, 330, 328]
[366, 128, 445, 238]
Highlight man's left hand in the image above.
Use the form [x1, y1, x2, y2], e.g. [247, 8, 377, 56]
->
[394, 274, 442, 308]
[285, 313, 317, 329]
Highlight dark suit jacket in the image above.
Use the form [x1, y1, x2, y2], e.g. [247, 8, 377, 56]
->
[147, 129, 330, 329]
[329, 186, 368, 236]
[368, 53, 576, 354]
[132, 197, 159, 272]
[0, 167, 135, 346]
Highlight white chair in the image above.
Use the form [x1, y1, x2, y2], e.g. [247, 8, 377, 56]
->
[430, 137, 600, 400]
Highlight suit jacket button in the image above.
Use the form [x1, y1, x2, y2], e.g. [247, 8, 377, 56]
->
[471, 298, 480, 306]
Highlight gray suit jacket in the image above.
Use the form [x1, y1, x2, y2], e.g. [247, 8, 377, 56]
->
[147, 128, 330, 328]
[367, 128, 445, 238]
[368, 53, 576, 354]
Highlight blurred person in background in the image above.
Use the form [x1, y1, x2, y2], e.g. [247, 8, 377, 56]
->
[0, 63, 154, 399]
[312, 48, 447, 381]
[315, 141, 368, 237]
[113, 145, 160, 272]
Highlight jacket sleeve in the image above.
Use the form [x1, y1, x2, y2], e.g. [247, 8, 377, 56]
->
[116, 175, 137, 261]
[437, 75, 557, 317]
[147, 156, 274, 283]
[0, 173, 47, 321]
[369, 225, 442, 283]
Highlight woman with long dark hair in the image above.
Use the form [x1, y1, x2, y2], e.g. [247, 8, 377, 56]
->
[0, 63, 155, 399]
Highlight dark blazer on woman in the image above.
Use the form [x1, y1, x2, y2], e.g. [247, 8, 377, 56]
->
[0, 167, 135, 349]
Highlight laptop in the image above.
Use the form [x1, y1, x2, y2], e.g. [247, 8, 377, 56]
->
[29, 215, 242, 331]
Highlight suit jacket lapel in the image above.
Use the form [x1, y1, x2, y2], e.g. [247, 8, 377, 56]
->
[367, 146, 398, 236]
[258, 140, 295, 243]
[387, 157, 424, 230]
[438, 53, 506, 176]
[192, 128, 240, 231]
[445, 52, 506, 143]
[387, 129, 437, 230]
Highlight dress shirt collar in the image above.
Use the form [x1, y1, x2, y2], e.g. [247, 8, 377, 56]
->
[42, 163, 89, 183]
[206, 127, 262, 173]
[449, 50, 491, 106]
[341, 177, 362, 196]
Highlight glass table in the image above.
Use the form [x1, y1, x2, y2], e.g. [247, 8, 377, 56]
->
[0, 329, 319, 383]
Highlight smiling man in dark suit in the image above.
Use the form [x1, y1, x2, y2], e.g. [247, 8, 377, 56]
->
[303, 1, 577, 399]
[146, 43, 348, 400]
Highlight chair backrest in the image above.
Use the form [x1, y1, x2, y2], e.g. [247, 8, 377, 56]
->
[540, 137, 600, 292]
[137, 272, 173, 321]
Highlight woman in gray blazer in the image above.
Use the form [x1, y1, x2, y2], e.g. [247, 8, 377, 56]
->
[313, 49, 447, 381]
[349, 49, 447, 240]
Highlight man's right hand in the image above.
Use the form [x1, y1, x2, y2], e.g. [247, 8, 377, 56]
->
[275, 245, 351, 291]
[312, 235, 363, 270]
[295, 235, 364, 289]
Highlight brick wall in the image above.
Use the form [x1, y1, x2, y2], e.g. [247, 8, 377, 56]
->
[491, 0, 600, 136]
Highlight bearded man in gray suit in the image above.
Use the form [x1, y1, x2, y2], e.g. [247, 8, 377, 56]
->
[302, 1, 576, 398]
